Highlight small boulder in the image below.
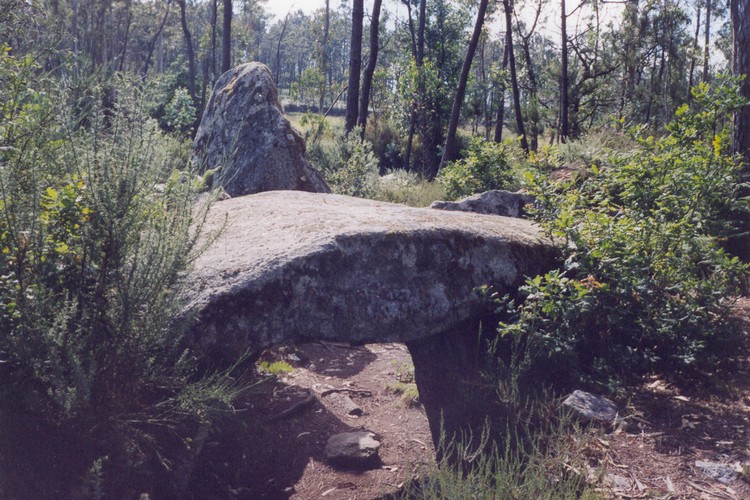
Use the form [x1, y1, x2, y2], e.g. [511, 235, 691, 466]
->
[430, 190, 534, 218]
[193, 62, 330, 196]
[325, 431, 381, 469]
[562, 390, 620, 424]
[695, 460, 739, 484]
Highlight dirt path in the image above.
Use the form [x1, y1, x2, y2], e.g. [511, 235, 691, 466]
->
[191, 342, 434, 499]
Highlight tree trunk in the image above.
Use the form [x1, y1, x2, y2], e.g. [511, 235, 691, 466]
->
[178, 0, 197, 105]
[688, 6, 701, 97]
[222, 0, 232, 72]
[211, 0, 218, 78]
[118, 0, 132, 72]
[618, 0, 640, 121]
[441, 0, 489, 168]
[320, 0, 330, 113]
[358, 0, 383, 134]
[494, 42, 509, 143]
[141, 0, 172, 78]
[703, 0, 712, 82]
[403, 0, 418, 170]
[502, 0, 529, 153]
[345, 0, 365, 133]
[731, 0, 750, 261]
[733, 0, 750, 166]
[560, 0, 570, 142]
[275, 12, 290, 84]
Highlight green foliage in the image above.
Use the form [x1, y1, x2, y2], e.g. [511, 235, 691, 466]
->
[0, 54, 243, 496]
[164, 87, 197, 135]
[394, 399, 591, 500]
[502, 77, 749, 384]
[290, 67, 326, 109]
[373, 169, 446, 207]
[437, 137, 522, 200]
[257, 360, 294, 375]
[308, 126, 380, 198]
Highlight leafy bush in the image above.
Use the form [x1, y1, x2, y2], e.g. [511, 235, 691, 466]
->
[307, 126, 380, 198]
[437, 137, 522, 200]
[164, 87, 197, 135]
[364, 118, 404, 172]
[0, 56, 243, 497]
[500, 77, 749, 385]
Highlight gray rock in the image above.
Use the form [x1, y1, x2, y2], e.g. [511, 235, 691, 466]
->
[193, 62, 330, 197]
[325, 431, 381, 468]
[605, 473, 631, 490]
[181, 191, 557, 360]
[563, 390, 620, 424]
[430, 190, 534, 218]
[695, 460, 738, 484]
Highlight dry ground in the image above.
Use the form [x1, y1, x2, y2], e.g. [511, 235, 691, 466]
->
[191, 298, 750, 499]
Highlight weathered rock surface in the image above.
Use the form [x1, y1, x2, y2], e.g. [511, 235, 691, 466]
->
[193, 62, 330, 197]
[563, 390, 621, 424]
[325, 431, 381, 468]
[695, 460, 739, 484]
[182, 191, 557, 361]
[430, 190, 534, 218]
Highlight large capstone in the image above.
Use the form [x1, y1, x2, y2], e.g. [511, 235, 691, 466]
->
[182, 191, 556, 358]
[192, 62, 330, 196]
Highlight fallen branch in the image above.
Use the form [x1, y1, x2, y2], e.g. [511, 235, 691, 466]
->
[320, 388, 373, 398]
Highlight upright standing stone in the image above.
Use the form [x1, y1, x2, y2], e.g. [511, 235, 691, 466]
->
[193, 62, 330, 196]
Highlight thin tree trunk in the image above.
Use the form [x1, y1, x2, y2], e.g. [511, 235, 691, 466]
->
[141, 0, 172, 78]
[319, 0, 330, 113]
[275, 12, 290, 84]
[503, 0, 529, 153]
[403, 0, 418, 170]
[560, 0, 570, 142]
[688, 6, 701, 97]
[494, 42, 509, 143]
[178, 0, 197, 105]
[441, 0, 489, 168]
[118, 0, 132, 72]
[618, 0, 640, 121]
[211, 0, 218, 78]
[222, 0, 232, 72]
[703, 0, 712, 82]
[345, 0, 365, 133]
[358, 0, 383, 134]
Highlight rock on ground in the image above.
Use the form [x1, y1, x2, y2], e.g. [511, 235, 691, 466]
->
[430, 190, 534, 218]
[193, 62, 329, 196]
[563, 390, 621, 424]
[325, 431, 381, 469]
[694, 460, 739, 484]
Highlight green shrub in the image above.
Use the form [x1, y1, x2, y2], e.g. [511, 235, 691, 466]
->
[307, 126, 380, 198]
[501, 77, 749, 384]
[0, 57, 243, 497]
[394, 397, 592, 500]
[437, 137, 522, 200]
[164, 87, 197, 136]
[257, 360, 294, 375]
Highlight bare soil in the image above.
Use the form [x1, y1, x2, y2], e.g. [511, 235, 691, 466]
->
[190, 342, 435, 500]
[191, 298, 750, 499]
